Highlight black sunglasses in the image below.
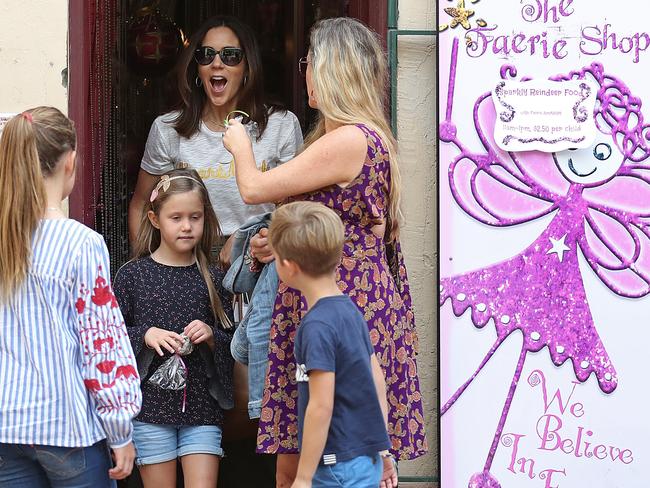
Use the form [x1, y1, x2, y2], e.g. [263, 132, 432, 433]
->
[194, 46, 244, 67]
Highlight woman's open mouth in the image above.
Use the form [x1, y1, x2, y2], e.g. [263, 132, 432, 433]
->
[210, 76, 228, 94]
[568, 158, 597, 177]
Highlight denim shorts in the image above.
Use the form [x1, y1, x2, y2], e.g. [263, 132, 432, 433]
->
[132, 421, 224, 466]
[313, 453, 382, 488]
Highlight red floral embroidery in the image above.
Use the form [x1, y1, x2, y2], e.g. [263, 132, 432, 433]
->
[84, 379, 102, 392]
[115, 365, 138, 380]
[75, 298, 85, 314]
[96, 360, 116, 374]
[91, 276, 116, 307]
[93, 336, 114, 351]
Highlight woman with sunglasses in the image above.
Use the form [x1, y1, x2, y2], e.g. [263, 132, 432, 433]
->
[224, 17, 428, 488]
[128, 15, 303, 267]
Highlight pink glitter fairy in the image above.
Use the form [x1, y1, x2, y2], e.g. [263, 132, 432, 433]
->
[440, 38, 650, 487]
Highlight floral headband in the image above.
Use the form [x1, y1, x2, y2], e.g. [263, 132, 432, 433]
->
[150, 175, 203, 202]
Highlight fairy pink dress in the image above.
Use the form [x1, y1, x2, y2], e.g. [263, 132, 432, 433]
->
[440, 38, 650, 487]
[256, 124, 428, 460]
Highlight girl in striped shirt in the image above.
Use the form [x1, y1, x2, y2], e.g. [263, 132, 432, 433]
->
[0, 107, 142, 487]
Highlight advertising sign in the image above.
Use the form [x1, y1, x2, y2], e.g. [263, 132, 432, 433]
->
[439, 1, 650, 487]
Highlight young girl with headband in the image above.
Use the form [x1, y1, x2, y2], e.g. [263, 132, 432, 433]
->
[114, 168, 234, 487]
[0, 107, 141, 486]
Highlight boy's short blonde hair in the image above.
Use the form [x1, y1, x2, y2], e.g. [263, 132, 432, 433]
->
[269, 202, 344, 277]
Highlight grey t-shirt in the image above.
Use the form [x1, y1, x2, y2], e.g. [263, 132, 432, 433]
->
[141, 110, 303, 235]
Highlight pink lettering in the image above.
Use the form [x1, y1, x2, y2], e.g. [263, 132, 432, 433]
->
[620, 449, 634, 464]
[506, 433, 529, 474]
[537, 414, 562, 451]
[593, 444, 607, 460]
[580, 24, 649, 63]
[539, 468, 566, 488]
[520, 0, 574, 23]
[528, 370, 582, 417]
[560, 437, 573, 455]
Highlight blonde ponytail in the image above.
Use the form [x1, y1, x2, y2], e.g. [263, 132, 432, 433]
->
[0, 107, 76, 301]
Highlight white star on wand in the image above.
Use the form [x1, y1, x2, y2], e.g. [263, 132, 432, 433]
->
[547, 234, 570, 262]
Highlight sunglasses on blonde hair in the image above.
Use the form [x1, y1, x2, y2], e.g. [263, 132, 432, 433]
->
[194, 46, 244, 66]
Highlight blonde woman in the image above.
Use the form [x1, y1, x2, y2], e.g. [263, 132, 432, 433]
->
[0, 107, 141, 487]
[224, 17, 427, 488]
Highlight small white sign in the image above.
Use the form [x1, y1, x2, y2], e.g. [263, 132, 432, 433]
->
[492, 80, 598, 153]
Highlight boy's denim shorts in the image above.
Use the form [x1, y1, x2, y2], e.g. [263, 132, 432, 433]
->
[313, 453, 382, 488]
[132, 421, 223, 466]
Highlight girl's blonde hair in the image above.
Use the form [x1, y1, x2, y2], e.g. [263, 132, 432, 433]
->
[0, 107, 76, 301]
[304, 17, 403, 239]
[131, 168, 231, 328]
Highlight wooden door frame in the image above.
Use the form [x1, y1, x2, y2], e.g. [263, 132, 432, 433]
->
[68, 0, 93, 225]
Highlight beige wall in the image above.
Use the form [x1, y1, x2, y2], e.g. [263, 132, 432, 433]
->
[0, 1, 68, 113]
[397, 0, 437, 487]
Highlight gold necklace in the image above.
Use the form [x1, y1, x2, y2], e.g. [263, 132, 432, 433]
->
[203, 113, 227, 131]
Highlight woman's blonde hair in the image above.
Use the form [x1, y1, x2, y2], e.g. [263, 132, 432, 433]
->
[131, 168, 232, 328]
[304, 17, 403, 239]
[0, 107, 76, 301]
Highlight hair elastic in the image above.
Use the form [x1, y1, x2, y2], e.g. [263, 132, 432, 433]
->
[21, 112, 33, 123]
[150, 175, 203, 202]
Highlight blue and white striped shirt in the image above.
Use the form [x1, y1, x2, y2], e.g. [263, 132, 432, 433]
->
[0, 219, 141, 448]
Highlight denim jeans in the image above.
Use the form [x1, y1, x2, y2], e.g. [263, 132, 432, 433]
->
[312, 453, 382, 488]
[231, 261, 278, 419]
[0, 440, 115, 488]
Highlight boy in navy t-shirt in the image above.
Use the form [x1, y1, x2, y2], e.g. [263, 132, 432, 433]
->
[268, 202, 396, 488]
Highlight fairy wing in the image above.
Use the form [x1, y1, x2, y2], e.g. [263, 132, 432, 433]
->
[581, 170, 650, 298]
[446, 92, 565, 227]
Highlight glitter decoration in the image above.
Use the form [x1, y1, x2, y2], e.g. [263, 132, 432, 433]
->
[440, 37, 650, 487]
[442, 0, 475, 30]
[440, 0, 491, 36]
[469, 470, 501, 488]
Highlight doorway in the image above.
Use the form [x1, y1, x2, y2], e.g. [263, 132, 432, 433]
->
[68, 0, 387, 273]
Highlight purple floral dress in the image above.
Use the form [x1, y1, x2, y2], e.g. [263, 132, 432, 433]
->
[256, 124, 428, 460]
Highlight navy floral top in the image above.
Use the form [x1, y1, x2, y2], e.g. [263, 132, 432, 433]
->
[114, 257, 234, 426]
